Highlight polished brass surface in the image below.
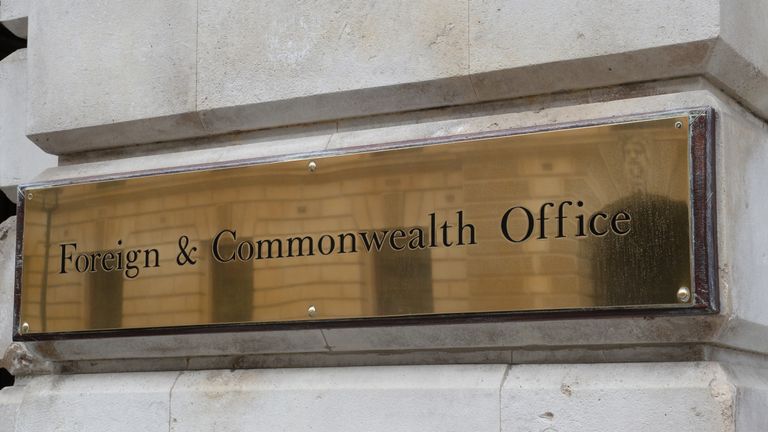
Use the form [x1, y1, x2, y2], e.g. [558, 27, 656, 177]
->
[19, 116, 693, 333]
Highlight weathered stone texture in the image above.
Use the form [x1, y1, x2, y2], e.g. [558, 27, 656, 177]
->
[22, 0, 768, 154]
[0, 50, 56, 200]
[2, 362, 756, 432]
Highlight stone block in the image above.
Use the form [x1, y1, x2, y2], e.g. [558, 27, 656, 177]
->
[706, 40, 768, 121]
[720, 1, 768, 78]
[713, 352, 768, 431]
[170, 365, 506, 431]
[468, 0, 720, 101]
[196, 0, 474, 135]
[14, 372, 178, 432]
[12, 0, 768, 155]
[713, 106, 768, 353]
[0, 0, 28, 21]
[0, 0, 28, 38]
[500, 362, 734, 431]
[0, 384, 24, 432]
[26, 0, 202, 154]
[470, 0, 719, 72]
[0, 50, 56, 201]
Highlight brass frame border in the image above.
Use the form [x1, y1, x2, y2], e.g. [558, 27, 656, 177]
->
[12, 107, 718, 341]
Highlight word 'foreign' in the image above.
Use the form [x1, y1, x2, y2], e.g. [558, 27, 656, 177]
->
[59, 241, 159, 279]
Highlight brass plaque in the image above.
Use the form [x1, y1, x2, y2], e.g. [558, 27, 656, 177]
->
[15, 112, 717, 336]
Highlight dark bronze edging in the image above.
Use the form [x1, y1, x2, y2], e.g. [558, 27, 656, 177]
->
[13, 188, 25, 341]
[12, 107, 720, 341]
[689, 108, 719, 312]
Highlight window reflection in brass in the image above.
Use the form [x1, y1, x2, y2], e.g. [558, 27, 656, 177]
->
[18, 116, 693, 333]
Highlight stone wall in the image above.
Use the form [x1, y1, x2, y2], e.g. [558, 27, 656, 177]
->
[1, 1, 768, 431]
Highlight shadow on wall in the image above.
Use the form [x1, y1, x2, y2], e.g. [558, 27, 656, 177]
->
[0, 192, 15, 223]
[0, 23, 25, 223]
[592, 193, 690, 306]
[0, 368, 13, 390]
[0, 23, 26, 60]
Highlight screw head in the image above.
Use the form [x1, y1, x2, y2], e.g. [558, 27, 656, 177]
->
[307, 305, 317, 317]
[26, 192, 33, 200]
[674, 121, 683, 129]
[677, 286, 691, 303]
[20, 322, 29, 334]
[308, 160, 317, 172]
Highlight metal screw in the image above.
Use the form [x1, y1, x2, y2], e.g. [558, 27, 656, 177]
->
[307, 305, 317, 317]
[26, 192, 33, 200]
[677, 286, 691, 303]
[674, 121, 683, 129]
[308, 160, 317, 173]
[20, 322, 29, 334]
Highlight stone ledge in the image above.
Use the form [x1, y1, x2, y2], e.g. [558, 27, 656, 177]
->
[2, 362, 758, 432]
[172, 365, 505, 432]
[23, 0, 768, 155]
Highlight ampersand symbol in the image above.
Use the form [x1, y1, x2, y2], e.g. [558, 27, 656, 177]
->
[176, 235, 197, 266]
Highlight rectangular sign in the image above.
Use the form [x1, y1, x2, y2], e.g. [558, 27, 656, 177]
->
[14, 110, 717, 337]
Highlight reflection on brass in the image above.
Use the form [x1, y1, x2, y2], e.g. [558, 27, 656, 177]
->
[18, 116, 694, 334]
